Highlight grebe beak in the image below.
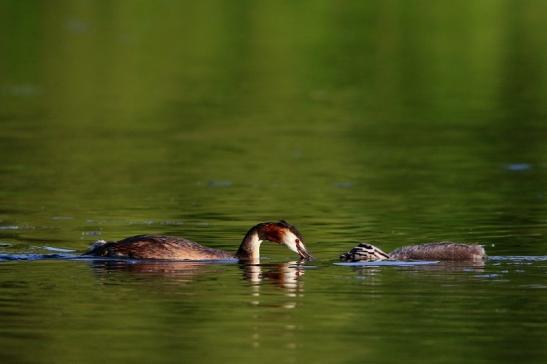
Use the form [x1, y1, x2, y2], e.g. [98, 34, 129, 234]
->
[275, 222, 313, 260]
[280, 235, 313, 260]
[296, 241, 313, 260]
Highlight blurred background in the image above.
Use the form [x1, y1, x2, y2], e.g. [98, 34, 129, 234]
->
[1, 2, 547, 363]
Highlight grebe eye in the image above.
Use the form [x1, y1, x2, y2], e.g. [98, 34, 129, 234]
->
[295, 239, 300, 243]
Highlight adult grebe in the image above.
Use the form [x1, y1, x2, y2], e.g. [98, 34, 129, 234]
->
[84, 220, 312, 261]
[340, 242, 486, 262]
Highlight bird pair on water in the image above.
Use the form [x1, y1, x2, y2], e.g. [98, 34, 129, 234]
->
[85, 220, 487, 262]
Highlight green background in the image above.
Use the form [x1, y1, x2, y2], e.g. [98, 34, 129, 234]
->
[1, 1, 546, 363]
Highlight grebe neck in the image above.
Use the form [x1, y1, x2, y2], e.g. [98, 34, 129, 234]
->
[235, 228, 263, 260]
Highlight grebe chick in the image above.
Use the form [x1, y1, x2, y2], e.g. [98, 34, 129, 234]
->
[340, 242, 486, 262]
[84, 220, 312, 261]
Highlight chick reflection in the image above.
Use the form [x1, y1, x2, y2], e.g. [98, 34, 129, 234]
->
[241, 261, 305, 307]
[352, 259, 486, 284]
[426, 259, 485, 270]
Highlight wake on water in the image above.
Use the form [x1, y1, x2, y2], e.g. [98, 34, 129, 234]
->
[1, 245, 546, 265]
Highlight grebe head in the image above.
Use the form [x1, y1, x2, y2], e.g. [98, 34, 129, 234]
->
[339, 242, 390, 261]
[258, 220, 312, 260]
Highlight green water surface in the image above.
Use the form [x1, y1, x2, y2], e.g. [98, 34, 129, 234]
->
[1, 1, 547, 363]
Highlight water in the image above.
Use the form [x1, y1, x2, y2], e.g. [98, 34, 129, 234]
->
[1, 1, 547, 363]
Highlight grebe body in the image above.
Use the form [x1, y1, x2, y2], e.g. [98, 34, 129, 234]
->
[84, 221, 311, 261]
[340, 242, 486, 262]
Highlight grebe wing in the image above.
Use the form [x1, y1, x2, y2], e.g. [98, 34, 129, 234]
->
[88, 235, 234, 260]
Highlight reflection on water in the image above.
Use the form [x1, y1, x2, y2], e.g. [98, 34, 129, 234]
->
[88, 259, 220, 283]
[242, 261, 305, 309]
[350, 260, 487, 281]
[83, 257, 308, 355]
[86, 258, 306, 299]
[0, 255, 546, 364]
[2, 0, 547, 363]
[88, 258, 307, 357]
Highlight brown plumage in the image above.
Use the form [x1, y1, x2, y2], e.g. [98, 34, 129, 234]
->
[389, 242, 486, 261]
[86, 235, 234, 260]
[84, 220, 312, 261]
[340, 242, 486, 262]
